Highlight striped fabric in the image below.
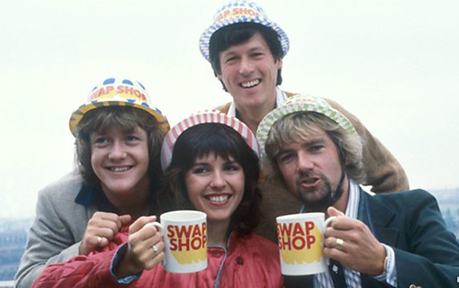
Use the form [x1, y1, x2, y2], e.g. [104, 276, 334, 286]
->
[302, 181, 396, 287]
[300, 181, 362, 287]
[160, 110, 259, 170]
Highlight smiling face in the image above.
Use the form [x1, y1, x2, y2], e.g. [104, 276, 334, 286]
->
[218, 32, 282, 111]
[90, 126, 150, 202]
[275, 131, 346, 212]
[185, 153, 245, 226]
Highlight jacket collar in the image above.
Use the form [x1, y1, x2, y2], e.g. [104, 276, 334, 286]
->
[357, 188, 398, 246]
[358, 188, 399, 287]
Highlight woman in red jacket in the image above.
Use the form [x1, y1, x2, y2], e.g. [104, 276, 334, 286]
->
[32, 111, 284, 288]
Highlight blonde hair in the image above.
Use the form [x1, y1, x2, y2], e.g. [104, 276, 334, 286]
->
[263, 112, 366, 184]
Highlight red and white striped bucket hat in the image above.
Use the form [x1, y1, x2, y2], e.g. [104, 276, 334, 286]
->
[161, 110, 259, 170]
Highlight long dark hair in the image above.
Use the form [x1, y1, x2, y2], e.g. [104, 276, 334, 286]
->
[158, 123, 262, 237]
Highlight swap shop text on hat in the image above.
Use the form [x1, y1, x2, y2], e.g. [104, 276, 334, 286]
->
[199, 0, 289, 61]
[69, 77, 169, 136]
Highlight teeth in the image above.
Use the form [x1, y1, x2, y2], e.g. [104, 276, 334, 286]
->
[110, 167, 130, 172]
[209, 195, 228, 202]
[241, 79, 260, 88]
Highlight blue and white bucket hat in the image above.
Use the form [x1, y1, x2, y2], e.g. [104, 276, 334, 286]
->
[199, 0, 290, 62]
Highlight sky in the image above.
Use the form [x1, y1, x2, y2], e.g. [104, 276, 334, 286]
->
[1, 0, 458, 218]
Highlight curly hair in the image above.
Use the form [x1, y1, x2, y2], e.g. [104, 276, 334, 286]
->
[158, 123, 262, 238]
[263, 112, 366, 184]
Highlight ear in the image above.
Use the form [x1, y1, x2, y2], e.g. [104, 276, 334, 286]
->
[276, 57, 283, 69]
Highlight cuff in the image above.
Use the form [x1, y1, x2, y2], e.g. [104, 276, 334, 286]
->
[373, 244, 397, 287]
[110, 243, 142, 284]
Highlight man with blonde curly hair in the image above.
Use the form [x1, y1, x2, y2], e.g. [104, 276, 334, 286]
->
[257, 94, 459, 288]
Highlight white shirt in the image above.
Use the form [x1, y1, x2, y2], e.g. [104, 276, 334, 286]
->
[225, 87, 288, 117]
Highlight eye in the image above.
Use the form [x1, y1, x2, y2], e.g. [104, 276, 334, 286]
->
[190, 166, 210, 174]
[224, 55, 238, 64]
[309, 145, 324, 153]
[92, 137, 108, 147]
[126, 135, 139, 142]
[251, 52, 264, 59]
[278, 152, 295, 164]
[223, 163, 242, 172]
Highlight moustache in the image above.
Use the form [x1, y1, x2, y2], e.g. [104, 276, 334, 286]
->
[296, 171, 322, 185]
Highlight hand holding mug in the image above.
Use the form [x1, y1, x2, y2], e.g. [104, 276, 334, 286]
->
[324, 207, 386, 275]
[148, 210, 207, 273]
[116, 216, 165, 278]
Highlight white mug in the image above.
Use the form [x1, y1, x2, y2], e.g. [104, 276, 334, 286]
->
[150, 210, 207, 273]
[276, 213, 335, 276]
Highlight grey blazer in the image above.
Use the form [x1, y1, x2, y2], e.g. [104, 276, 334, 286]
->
[14, 172, 98, 288]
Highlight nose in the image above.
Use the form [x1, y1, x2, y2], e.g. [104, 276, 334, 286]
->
[297, 151, 314, 172]
[238, 56, 254, 76]
[209, 170, 226, 190]
[108, 141, 127, 161]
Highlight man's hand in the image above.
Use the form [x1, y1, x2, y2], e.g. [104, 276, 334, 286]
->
[79, 212, 132, 255]
[115, 216, 165, 277]
[324, 207, 386, 276]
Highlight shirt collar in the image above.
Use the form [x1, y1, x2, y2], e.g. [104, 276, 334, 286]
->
[74, 182, 118, 213]
[300, 179, 361, 218]
[227, 87, 287, 117]
[75, 180, 159, 214]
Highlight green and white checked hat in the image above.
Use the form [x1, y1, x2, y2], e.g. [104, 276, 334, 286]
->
[256, 94, 357, 156]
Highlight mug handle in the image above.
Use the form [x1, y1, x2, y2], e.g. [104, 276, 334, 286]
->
[324, 216, 336, 228]
[147, 222, 163, 235]
[145, 222, 166, 266]
[323, 216, 337, 265]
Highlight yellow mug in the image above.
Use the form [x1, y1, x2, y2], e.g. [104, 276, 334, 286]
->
[276, 213, 335, 275]
[150, 210, 207, 273]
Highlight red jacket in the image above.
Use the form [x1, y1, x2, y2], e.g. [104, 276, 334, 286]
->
[32, 228, 284, 288]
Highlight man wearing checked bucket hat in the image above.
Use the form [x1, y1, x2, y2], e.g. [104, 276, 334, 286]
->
[199, 0, 409, 242]
[257, 94, 459, 287]
[15, 78, 169, 288]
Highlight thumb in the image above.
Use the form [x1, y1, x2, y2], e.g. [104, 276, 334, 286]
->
[129, 216, 157, 235]
[119, 214, 133, 226]
[327, 206, 345, 217]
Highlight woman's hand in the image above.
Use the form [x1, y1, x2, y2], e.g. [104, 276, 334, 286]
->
[79, 212, 132, 255]
[115, 216, 165, 277]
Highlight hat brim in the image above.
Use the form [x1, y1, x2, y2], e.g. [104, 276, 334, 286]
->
[69, 100, 169, 136]
[161, 111, 259, 170]
[199, 17, 289, 62]
[257, 102, 356, 156]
